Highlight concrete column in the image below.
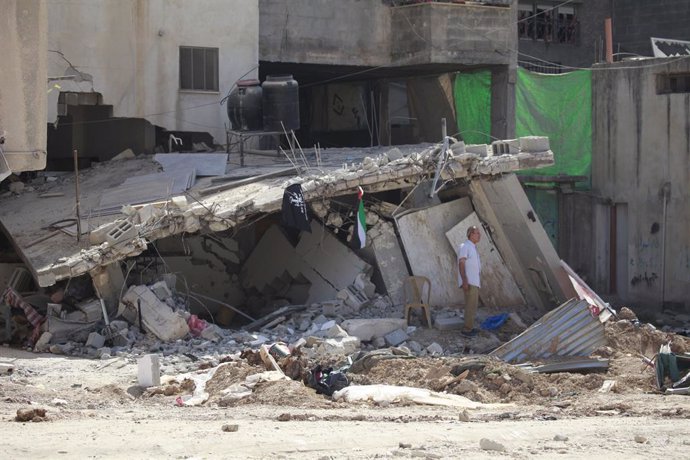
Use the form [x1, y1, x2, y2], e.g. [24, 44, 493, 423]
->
[491, 65, 516, 140]
[90, 262, 125, 317]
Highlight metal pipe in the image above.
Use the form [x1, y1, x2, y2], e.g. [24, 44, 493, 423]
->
[660, 183, 670, 309]
[73, 149, 82, 242]
[605, 18, 613, 63]
[429, 118, 447, 198]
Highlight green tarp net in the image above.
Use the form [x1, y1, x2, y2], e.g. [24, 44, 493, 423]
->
[453, 68, 593, 248]
[453, 68, 592, 183]
[453, 70, 492, 144]
[515, 67, 592, 184]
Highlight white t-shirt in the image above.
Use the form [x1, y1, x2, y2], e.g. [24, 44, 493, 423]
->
[458, 240, 481, 288]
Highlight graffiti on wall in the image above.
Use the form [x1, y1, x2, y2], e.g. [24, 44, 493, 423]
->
[630, 271, 658, 287]
[629, 235, 661, 287]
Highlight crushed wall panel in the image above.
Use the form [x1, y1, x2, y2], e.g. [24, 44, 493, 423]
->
[446, 212, 525, 308]
[395, 198, 473, 307]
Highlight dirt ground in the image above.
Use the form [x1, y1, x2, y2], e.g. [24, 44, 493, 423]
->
[1, 317, 689, 459]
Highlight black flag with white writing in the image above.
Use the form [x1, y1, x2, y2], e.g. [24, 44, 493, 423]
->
[281, 183, 311, 232]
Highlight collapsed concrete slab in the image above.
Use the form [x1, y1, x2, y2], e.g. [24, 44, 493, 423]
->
[0, 140, 554, 288]
[368, 221, 409, 306]
[121, 285, 189, 342]
[341, 318, 407, 342]
[469, 174, 576, 309]
[445, 212, 525, 308]
[296, 220, 372, 293]
[395, 197, 473, 307]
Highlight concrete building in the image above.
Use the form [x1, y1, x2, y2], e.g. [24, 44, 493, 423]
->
[45, 0, 259, 164]
[0, 0, 48, 176]
[591, 57, 690, 311]
[518, 0, 690, 72]
[259, 0, 517, 145]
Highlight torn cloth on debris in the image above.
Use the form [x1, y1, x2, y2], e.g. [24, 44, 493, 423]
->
[2, 287, 44, 343]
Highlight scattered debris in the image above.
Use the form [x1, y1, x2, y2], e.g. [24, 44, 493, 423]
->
[479, 438, 507, 452]
[15, 407, 47, 422]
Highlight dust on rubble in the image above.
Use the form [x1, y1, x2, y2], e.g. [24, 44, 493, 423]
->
[128, 315, 690, 416]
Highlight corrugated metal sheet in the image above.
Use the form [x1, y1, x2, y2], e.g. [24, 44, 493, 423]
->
[490, 298, 606, 363]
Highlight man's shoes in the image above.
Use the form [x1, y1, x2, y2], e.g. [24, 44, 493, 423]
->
[461, 328, 478, 337]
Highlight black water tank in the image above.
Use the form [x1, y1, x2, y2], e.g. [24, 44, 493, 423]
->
[262, 75, 300, 132]
[227, 79, 263, 131]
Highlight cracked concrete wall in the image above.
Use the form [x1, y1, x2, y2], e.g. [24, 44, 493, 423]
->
[154, 234, 246, 315]
[260, 0, 390, 66]
[46, 0, 259, 143]
[260, 0, 515, 68]
[0, 0, 47, 173]
[592, 58, 690, 310]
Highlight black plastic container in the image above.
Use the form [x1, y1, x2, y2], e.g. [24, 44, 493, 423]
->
[262, 75, 300, 132]
[226, 79, 263, 131]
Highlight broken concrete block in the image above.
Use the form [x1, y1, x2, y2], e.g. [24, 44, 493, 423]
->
[598, 380, 617, 393]
[111, 329, 131, 347]
[321, 300, 342, 317]
[354, 273, 376, 298]
[490, 139, 519, 156]
[339, 285, 369, 310]
[341, 318, 407, 342]
[46, 317, 98, 344]
[89, 221, 119, 245]
[480, 438, 507, 452]
[150, 281, 172, 301]
[200, 324, 222, 342]
[434, 315, 464, 331]
[86, 332, 106, 349]
[320, 319, 336, 331]
[97, 347, 111, 359]
[384, 328, 409, 347]
[34, 332, 53, 352]
[465, 144, 489, 157]
[406, 340, 423, 353]
[372, 336, 386, 348]
[73, 299, 104, 322]
[315, 336, 361, 356]
[426, 342, 444, 355]
[519, 136, 549, 152]
[105, 219, 137, 245]
[326, 324, 349, 339]
[138, 354, 161, 387]
[289, 337, 307, 352]
[122, 285, 189, 342]
[0, 363, 14, 374]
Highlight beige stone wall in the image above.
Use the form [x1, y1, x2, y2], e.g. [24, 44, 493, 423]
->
[0, 0, 47, 173]
[47, 0, 259, 143]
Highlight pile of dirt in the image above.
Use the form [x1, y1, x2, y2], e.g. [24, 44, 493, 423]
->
[604, 319, 690, 356]
[140, 314, 690, 412]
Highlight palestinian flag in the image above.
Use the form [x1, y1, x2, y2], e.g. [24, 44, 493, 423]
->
[351, 186, 366, 249]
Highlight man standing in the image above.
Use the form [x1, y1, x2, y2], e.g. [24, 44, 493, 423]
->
[458, 225, 481, 337]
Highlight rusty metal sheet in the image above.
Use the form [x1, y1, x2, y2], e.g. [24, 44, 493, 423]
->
[490, 298, 607, 363]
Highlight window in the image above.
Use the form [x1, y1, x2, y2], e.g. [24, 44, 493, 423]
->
[657, 73, 690, 94]
[518, 1, 578, 44]
[179, 46, 219, 91]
